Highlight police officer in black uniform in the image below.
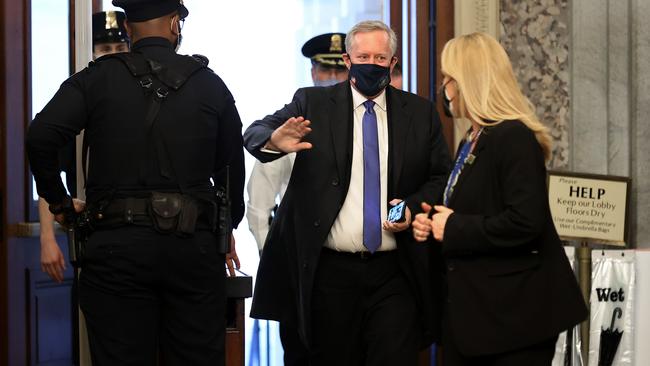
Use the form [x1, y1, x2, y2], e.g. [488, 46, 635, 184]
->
[26, 1, 245, 365]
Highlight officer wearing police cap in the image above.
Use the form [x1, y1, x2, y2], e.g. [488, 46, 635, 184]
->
[301, 32, 348, 87]
[27, 0, 245, 364]
[92, 10, 130, 58]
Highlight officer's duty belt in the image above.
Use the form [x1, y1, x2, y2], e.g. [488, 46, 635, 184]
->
[101, 198, 149, 226]
[94, 197, 213, 231]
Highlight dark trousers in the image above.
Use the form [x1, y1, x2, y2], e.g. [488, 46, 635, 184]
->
[79, 226, 226, 366]
[310, 248, 419, 366]
[442, 322, 558, 366]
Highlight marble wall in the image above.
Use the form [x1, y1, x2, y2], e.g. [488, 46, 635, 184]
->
[498, 0, 649, 248]
[500, 0, 570, 169]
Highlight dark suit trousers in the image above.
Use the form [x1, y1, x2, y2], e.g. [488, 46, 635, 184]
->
[310, 248, 419, 366]
[280, 322, 310, 366]
[79, 227, 226, 366]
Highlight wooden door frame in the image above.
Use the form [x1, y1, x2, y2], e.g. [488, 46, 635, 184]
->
[70, 0, 103, 72]
[389, 0, 454, 153]
[1, 0, 90, 362]
[435, 0, 454, 151]
[387, 1, 454, 364]
[1, 0, 30, 363]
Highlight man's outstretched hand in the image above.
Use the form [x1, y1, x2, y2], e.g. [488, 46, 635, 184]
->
[265, 116, 313, 153]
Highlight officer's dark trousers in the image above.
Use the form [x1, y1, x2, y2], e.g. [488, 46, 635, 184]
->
[79, 226, 226, 366]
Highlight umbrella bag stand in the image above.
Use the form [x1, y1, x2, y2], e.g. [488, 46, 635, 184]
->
[578, 243, 591, 364]
[588, 250, 636, 366]
[553, 246, 585, 366]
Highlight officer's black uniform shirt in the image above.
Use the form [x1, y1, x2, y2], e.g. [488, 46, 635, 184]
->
[27, 37, 245, 227]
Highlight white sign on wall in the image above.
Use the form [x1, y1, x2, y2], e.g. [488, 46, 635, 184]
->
[547, 171, 630, 246]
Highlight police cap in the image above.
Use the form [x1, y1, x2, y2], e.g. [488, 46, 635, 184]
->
[112, 0, 189, 22]
[301, 33, 346, 68]
[92, 11, 129, 45]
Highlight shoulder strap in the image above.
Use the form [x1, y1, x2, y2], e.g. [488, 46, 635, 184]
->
[136, 54, 209, 189]
[82, 53, 209, 191]
[91, 52, 209, 86]
[150, 54, 208, 91]
[82, 53, 156, 189]
[94, 52, 152, 77]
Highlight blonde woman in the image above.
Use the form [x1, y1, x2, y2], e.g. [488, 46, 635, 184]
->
[412, 32, 587, 365]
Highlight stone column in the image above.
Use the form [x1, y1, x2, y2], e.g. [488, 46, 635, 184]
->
[572, 0, 649, 248]
[631, 0, 650, 249]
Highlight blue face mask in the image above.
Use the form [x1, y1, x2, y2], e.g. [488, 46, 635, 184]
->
[314, 78, 340, 87]
[349, 63, 391, 97]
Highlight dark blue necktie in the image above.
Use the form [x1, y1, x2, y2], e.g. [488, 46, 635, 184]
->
[362, 100, 381, 253]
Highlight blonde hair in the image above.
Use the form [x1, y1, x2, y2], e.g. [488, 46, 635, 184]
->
[440, 32, 552, 161]
[345, 20, 398, 57]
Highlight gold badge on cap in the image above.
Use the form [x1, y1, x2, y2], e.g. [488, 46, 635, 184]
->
[329, 34, 342, 52]
[106, 11, 118, 30]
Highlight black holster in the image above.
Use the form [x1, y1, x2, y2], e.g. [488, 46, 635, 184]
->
[66, 210, 94, 268]
[214, 188, 231, 254]
[149, 192, 200, 236]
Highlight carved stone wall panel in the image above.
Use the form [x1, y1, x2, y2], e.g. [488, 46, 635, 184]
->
[500, 0, 570, 169]
[496, 0, 648, 247]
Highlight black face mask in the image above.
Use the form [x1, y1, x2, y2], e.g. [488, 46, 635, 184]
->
[442, 88, 454, 118]
[349, 63, 391, 97]
[174, 32, 183, 52]
[172, 17, 183, 52]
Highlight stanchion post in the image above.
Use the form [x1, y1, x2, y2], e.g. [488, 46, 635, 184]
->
[577, 241, 591, 364]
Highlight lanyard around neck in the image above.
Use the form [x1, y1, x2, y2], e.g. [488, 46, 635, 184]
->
[442, 127, 484, 206]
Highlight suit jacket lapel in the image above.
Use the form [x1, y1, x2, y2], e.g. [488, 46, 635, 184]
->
[329, 83, 354, 186]
[387, 87, 412, 196]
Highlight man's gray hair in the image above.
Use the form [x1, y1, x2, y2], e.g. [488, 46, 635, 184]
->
[345, 20, 398, 56]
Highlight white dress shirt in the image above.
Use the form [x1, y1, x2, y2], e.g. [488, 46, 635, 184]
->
[246, 153, 295, 250]
[325, 86, 396, 252]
